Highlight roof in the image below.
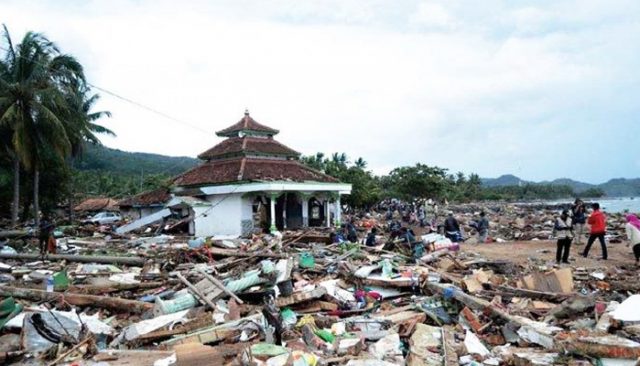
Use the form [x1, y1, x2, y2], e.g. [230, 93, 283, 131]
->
[74, 198, 119, 212]
[173, 157, 338, 187]
[215, 110, 279, 137]
[118, 188, 171, 208]
[197, 136, 300, 160]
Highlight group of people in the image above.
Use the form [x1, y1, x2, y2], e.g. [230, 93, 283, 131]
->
[553, 199, 640, 265]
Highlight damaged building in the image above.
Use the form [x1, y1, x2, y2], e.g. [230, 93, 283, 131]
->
[128, 110, 351, 237]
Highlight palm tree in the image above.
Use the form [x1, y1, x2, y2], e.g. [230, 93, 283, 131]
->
[0, 25, 85, 227]
[354, 157, 367, 169]
[63, 89, 113, 219]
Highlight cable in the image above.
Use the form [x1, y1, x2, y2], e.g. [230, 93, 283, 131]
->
[0, 44, 211, 135]
[87, 83, 209, 134]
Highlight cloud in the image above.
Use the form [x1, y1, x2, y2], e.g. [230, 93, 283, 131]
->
[410, 2, 455, 30]
[0, 0, 638, 183]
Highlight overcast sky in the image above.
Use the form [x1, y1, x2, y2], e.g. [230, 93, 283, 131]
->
[2, 0, 639, 183]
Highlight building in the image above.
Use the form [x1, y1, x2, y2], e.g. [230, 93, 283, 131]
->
[171, 110, 351, 237]
[117, 188, 171, 220]
[74, 197, 119, 214]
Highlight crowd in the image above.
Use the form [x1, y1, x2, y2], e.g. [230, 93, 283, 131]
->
[337, 198, 640, 267]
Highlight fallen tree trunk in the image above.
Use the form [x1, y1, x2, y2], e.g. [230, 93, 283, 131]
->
[0, 253, 146, 266]
[0, 286, 153, 313]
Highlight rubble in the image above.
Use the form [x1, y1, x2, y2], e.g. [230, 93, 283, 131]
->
[0, 202, 638, 365]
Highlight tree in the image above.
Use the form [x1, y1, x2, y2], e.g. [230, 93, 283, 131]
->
[0, 25, 98, 226]
[385, 164, 449, 200]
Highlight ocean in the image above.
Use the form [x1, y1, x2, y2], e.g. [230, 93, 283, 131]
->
[546, 197, 640, 214]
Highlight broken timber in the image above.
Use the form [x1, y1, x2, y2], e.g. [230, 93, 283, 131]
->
[0, 285, 153, 313]
[424, 281, 560, 349]
[0, 252, 146, 266]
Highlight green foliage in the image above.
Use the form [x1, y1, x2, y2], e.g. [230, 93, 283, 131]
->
[383, 164, 450, 200]
[302, 153, 577, 207]
[300, 153, 381, 208]
[76, 144, 198, 176]
[479, 184, 575, 201]
[578, 187, 606, 198]
[72, 169, 171, 199]
[0, 25, 116, 221]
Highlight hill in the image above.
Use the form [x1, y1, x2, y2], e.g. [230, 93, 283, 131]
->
[75, 144, 199, 176]
[482, 175, 640, 197]
[481, 174, 530, 187]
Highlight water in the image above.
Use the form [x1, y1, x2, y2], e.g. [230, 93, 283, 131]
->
[546, 197, 640, 214]
[593, 197, 640, 214]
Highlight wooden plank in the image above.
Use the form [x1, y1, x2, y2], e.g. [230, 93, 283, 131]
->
[176, 273, 217, 311]
[197, 269, 244, 304]
[0, 285, 152, 313]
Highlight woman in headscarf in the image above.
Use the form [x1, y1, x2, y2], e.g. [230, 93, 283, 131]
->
[625, 214, 640, 264]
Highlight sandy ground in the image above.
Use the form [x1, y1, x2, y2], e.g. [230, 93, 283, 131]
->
[461, 239, 637, 269]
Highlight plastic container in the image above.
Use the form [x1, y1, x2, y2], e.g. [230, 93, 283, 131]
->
[154, 293, 197, 316]
[299, 252, 315, 269]
[381, 259, 393, 278]
[45, 275, 54, 292]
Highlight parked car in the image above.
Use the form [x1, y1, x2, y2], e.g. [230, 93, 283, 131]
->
[82, 212, 122, 225]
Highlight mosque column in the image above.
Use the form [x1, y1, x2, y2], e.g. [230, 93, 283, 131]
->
[269, 193, 278, 233]
[335, 194, 342, 227]
[300, 192, 311, 227]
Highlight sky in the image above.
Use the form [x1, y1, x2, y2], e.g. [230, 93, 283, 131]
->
[2, 0, 639, 183]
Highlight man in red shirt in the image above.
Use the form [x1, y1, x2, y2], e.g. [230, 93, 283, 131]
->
[582, 203, 607, 260]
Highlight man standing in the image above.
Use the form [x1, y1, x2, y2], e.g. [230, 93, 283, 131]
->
[571, 199, 586, 245]
[553, 210, 574, 264]
[582, 203, 607, 260]
[477, 212, 489, 244]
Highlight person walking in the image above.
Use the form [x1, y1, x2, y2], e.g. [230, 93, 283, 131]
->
[582, 203, 607, 260]
[553, 210, 574, 264]
[476, 211, 489, 244]
[38, 216, 54, 259]
[571, 199, 587, 245]
[625, 214, 640, 264]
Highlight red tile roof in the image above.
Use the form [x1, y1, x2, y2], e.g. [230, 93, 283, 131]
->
[216, 111, 279, 137]
[173, 157, 337, 187]
[118, 188, 171, 207]
[197, 136, 300, 160]
[74, 198, 119, 212]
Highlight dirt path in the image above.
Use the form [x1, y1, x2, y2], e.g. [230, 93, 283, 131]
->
[461, 239, 637, 269]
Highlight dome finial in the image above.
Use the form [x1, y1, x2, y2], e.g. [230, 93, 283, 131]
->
[244, 108, 249, 116]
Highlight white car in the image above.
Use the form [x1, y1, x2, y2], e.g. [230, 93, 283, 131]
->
[83, 212, 122, 225]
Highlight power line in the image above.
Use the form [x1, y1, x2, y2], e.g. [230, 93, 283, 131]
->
[0, 44, 211, 135]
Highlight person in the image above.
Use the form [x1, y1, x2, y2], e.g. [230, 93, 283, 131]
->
[625, 214, 640, 264]
[346, 221, 358, 243]
[476, 212, 489, 244]
[582, 203, 607, 260]
[444, 212, 462, 242]
[366, 227, 378, 247]
[38, 216, 55, 258]
[553, 209, 573, 264]
[418, 207, 426, 227]
[571, 199, 587, 245]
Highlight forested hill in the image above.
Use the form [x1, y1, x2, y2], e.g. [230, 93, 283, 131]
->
[482, 175, 640, 197]
[76, 144, 199, 176]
